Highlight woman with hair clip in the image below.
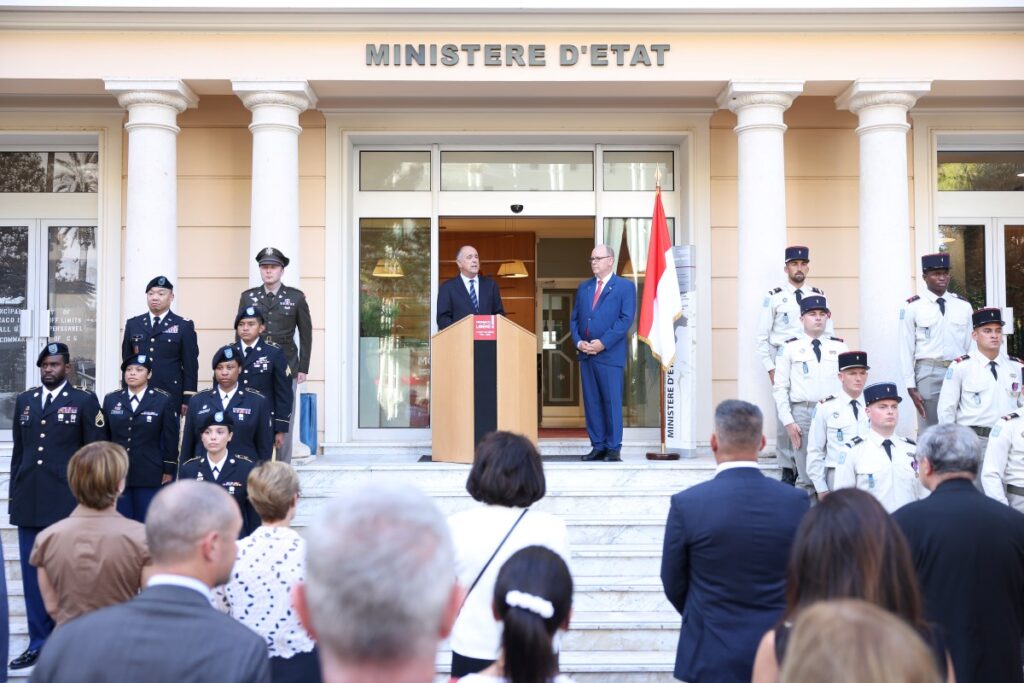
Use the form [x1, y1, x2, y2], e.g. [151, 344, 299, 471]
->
[458, 545, 577, 683]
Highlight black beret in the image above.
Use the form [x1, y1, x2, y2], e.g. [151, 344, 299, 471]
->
[36, 342, 69, 366]
[121, 353, 153, 372]
[146, 276, 173, 292]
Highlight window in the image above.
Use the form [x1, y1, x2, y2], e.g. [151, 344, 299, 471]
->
[441, 151, 594, 191]
[0, 152, 99, 193]
[603, 151, 674, 191]
[359, 151, 430, 191]
[938, 151, 1024, 191]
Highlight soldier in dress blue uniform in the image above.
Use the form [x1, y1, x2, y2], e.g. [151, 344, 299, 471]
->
[102, 353, 179, 523]
[180, 345, 273, 464]
[234, 305, 293, 451]
[121, 276, 200, 415]
[8, 343, 105, 670]
[178, 410, 259, 537]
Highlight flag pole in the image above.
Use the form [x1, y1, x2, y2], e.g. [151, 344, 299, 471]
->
[645, 171, 680, 461]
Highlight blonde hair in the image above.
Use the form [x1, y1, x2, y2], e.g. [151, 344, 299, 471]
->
[67, 441, 129, 510]
[780, 600, 941, 683]
[247, 461, 300, 523]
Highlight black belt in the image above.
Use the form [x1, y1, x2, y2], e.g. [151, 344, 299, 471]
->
[970, 426, 992, 438]
[1007, 484, 1024, 496]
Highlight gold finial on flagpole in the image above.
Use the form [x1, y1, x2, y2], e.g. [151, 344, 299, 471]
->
[655, 164, 663, 193]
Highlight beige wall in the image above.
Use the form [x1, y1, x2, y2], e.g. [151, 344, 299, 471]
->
[120, 96, 327, 445]
[709, 96, 916, 407]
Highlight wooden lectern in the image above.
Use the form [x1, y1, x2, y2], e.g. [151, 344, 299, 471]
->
[431, 315, 537, 463]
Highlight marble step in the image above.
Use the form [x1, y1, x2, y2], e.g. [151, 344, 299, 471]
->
[435, 650, 677, 679]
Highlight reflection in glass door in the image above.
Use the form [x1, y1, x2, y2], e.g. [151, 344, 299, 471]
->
[0, 223, 32, 437]
[540, 286, 584, 427]
[1004, 223, 1024, 358]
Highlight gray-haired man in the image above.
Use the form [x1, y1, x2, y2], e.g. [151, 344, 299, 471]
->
[293, 482, 462, 683]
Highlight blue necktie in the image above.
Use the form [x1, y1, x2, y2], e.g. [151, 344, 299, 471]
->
[469, 279, 479, 312]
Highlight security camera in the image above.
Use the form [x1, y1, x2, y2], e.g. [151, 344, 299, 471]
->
[510, 204, 524, 214]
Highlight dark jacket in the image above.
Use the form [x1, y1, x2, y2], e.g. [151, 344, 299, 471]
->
[121, 311, 199, 409]
[436, 275, 505, 330]
[238, 286, 312, 375]
[103, 386, 180, 484]
[180, 387, 274, 464]
[894, 478, 1024, 683]
[178, 455, 259, 537]
[661, 466, 810, 683]
[234, 340, 292, 434]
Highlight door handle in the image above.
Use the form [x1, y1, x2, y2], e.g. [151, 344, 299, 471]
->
[19, 309, 33, 337]
[39, 309, 51, 337]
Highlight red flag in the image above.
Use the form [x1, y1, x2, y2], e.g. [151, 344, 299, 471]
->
[638, 188, 682, 369]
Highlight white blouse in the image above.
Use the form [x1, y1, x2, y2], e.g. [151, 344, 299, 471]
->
[215, 526, 315, 658]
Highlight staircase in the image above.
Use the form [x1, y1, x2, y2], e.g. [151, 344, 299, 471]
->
[2, 451, 780, 682]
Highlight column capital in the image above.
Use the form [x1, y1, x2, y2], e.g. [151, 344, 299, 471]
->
[232, 80, 318, 113]
[716, 81, 804, 113]
[835, 80, 932, 115]
[104, 79, 198, 113]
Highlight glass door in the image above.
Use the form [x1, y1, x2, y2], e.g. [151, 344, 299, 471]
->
[539, 283, 584, 427]
[1000, 220, 1024, 358]
[0, 221, 36, 440]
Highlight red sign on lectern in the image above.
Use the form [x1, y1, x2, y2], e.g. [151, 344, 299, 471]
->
[473, 315, 497, 340]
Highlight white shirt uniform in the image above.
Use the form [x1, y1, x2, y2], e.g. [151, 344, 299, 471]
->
[755, 283, 828, 371]
[937, 353, 1024, 428]
[981, 412, 1024, 504]
[773, 334, 849, 425]
[806, 392, 869, 494]
[898, 290, 973, 389]
[834, 430, 927, 513]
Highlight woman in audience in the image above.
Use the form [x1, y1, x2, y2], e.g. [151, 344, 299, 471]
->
[751, 488, 952, 683]
[30, 442, 150, 626]
[780, 599, 942, 683]
[215, 461, 319, 683]
[448, 431, 571, 678]
[459, 545, 577, 683]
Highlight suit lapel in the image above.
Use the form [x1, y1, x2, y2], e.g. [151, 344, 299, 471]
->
[591, 275, 615, 312]
[137, 388, 159, 414]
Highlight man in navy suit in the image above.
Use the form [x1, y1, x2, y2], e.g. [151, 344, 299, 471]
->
[570, 245, 636, 462]
[436, 245, 505, 330]
[121, 275, 199, 414]
[661, 400, 809, 683]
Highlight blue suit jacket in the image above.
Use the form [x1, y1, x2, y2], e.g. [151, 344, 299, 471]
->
[569, 274, 637, 368]
[436, 275, 505, 330]
[661, 466, 809, 683]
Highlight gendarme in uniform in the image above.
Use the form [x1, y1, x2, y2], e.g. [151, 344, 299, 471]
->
[981, 411, 1024, 512]
[805, 351, 870, 496]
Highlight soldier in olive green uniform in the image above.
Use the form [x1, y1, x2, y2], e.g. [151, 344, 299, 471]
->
[237, 247, 312, 462]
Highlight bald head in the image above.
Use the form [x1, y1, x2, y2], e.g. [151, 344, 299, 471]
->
[146, 480, 240, 565]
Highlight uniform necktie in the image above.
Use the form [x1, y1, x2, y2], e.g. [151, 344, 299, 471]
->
[811, 339, 822, 362]
[592, 279, 604, 309]
[990, 361, 998, 380]
[469, 279, 479, 312]
[244, 346, 251, 358]
[936, 297, 946, 315]
[795, 288, 804, 305]
[211, 465, 220, 481]
[222, 393, 231, 410]
[43, 393, 53, 411]
[131, 395, 140, 412]
[152, 315, 160, 328]
[882, 439, 894, 461]
[850, 400, 859, 420]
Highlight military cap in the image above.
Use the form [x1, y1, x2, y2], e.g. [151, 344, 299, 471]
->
[211, 344, 241, 369]
[799, 295, 829, 315]
[864, 382, 902, 406]
[972, 307, 1005, 329]
[36, 342, 69, 366]
[198, 410, 234, 433]
[255, 247, 289, 267]
[145, 275, 173, 292]
[121, 353, 153, 372]
[785, 246, 810, 263]
[838, 351, 869, 371]
[921, 253, 950, 272]
[234, 305, 265, 327]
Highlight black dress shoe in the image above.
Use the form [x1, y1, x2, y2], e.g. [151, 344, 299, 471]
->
[10, 648, 40, 670]
[604, 450, 622, 462]
[581, 448, 606, 461]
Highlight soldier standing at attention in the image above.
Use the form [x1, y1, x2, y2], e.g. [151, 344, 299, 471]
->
[899, 252, 973, 431]
[121, 276, 199, 416]
[755, 246, 828, 485]
[806, 351, 871, 498]
[234, 305, 292, 451]
[8, 343, 105, 670]
[773, 295, 849, 493]
[238, 248, 311, 462]
[937, 307, 1024, 488]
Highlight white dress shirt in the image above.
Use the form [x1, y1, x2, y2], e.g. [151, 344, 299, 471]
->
[714, 460, 761, 475]
[40, 381, 68, 408]
[898, 289, 973, 388]
[148, 573, 214, 603]
[218, 384, 238, 410]
[806, 391, 869, 493]
[937, 353, 1024, 428]
[754, 282, 831, 371]
[834, 429, 926, 513]
[460, 273, 481, 300]
[773, 334, 849, 425]
[981, 412, 1024, 503]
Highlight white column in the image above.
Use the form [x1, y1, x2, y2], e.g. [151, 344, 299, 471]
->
[105, 80, 197, 316]
[232, 81, 317, 287]
[717, 81, 803, 436]
[837, 81, 931, 403]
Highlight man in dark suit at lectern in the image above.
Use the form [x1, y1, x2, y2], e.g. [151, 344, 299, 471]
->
[436, 245, 505, 330]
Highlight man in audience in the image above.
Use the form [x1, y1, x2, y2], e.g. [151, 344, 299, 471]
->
[661, 400, 810, 683]
[29, 481, 270, 683]
[894, 423, 1024, 683]
[293, 482, 462, 683]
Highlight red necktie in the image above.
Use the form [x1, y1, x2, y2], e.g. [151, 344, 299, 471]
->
[592, 279, 604, 309]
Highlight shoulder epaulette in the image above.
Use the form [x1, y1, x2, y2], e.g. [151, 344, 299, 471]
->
[811, 287, 824, 295]
[830, 336, 845, 343]
[263, 339, 281, 348]
[948, 291, 963, 300]
[151, 387, 171, 397]
[953, 354, 970, 363]
[1002, 412, 1020, 421]
[906, 295, 920, 304]
[104, 388, 122, 397]
[819, 395, 835, 404]
[785, 337, 799, 344]
[902, 437, 916, 446]
[182, 456, 201, 465]
[769, 287, 782, 295]
[234, 454, 254, 463]
[851, 436, 863, 445]
[245, 388, 265, 397]
[73, 385, 88, 392]
[27, 385, 40, 393]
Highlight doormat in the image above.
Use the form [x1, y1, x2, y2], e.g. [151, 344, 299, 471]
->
[418, 454, 584, 463]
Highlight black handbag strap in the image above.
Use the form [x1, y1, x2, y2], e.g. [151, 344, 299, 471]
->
[459, 508, 529, 613]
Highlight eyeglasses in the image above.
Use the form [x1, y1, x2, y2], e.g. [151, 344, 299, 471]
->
[589, 256, 612, 263]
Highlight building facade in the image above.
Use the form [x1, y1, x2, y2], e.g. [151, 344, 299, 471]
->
[1, 2, 1022, 456]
